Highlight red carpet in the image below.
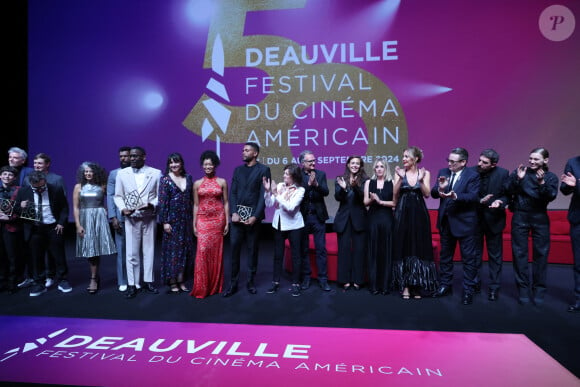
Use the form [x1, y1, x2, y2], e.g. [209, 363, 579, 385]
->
[0, 316, 576, 386]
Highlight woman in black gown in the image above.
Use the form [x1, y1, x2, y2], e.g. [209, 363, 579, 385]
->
[364, 157, 395, 295]
[392, 146, 438, 299]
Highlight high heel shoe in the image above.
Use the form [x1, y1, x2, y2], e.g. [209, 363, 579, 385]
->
[167, 282, 180, 294]
[178, 282, 190, 293]
[87, 277, 99, 295]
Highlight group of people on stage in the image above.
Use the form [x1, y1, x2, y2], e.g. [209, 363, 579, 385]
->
[0, 145, 579, 311]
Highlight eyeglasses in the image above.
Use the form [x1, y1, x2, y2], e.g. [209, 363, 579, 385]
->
[446, 158, 464, 164]
[303, 160, 316, 164]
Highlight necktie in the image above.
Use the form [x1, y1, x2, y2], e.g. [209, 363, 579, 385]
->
[448, 173, 456, 192]
[35, 190, 44, 224]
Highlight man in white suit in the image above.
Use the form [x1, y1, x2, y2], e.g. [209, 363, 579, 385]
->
[114, 146, 161, 299]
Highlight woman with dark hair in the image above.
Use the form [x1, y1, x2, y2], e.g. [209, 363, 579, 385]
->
[392, 146, 437, 299]
[334, 155, 369, 291]
[506, 147, 558, 305]
[263, 163, 305, 296]
[73, 162, 116, 294]
[364, 157, 395, 295]
[158, 152, 194, 294]
[191, 150, 229, 298]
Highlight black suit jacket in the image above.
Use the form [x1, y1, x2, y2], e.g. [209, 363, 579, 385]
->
[561, 156, 580, 225]
[229, 162, 271, 221]
[15, 183, 69, 241]
[299, 168, 329, 223]
[431, 167, 480, 237]
[472, 165, 509, 234]
[333, 180, 367, 233]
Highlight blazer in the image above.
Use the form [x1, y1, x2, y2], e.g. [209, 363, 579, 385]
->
[299, 168, 329, 223]
[113, 165, 161, 218]
[431, 167, 480, 237]
[561, 156, 580, 225]
[107, 168, 124, 222]
[471, 165, 509, 234]
[15, 182, 69, 241]
[333, 179, 367, 233]
[265, 183, 305, 231]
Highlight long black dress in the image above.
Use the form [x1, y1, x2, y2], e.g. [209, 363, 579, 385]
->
[392, 174, 438, 293]
[367, 179, 394, 294]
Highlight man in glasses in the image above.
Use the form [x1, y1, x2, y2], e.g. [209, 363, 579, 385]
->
[431, 147, 480, 305]
[298, 150, 331, 292]
[15, 170, 71, 296]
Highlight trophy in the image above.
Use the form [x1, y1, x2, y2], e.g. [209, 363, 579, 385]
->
[236, 205, 253, 222]
[19, 203, 40, 222]
[0, 198, 14, 217]
[123, 190, 144, 211]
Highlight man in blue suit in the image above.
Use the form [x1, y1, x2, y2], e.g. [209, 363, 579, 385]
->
[560, 156, 580, 312]
[431, 147, 480, 304]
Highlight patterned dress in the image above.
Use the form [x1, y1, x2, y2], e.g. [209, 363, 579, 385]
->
[158, 174, 194, 283]
[76, 184, 116, 258]
[191, 176, 226, 298]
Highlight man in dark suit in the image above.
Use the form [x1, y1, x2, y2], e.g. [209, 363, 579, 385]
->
[23, 153, 67, 289]
[298, 150, 331, 291]
[560, 156, 580, 312]
[431, 147, 480, 304]
[223, 142, 271, 297]
[15, 170, 71, 296]
[473, 149, 509, 301]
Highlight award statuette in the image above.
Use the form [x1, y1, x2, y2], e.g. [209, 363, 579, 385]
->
[0, 198, 15, 217]
[19, 203, 40, 222]
[123, 190, 144, 210]
[236, 205, 253, 222]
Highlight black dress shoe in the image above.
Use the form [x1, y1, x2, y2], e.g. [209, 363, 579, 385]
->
[144, 282, 159, 294]
[433, 285, 452, 297]
[319, 280, 331, 292]
[567, 303, 580, 312]
[246, 281, 257, 294]
[300, 277, 311, 290]
[222, 285, 238, 297]
[125, 286, 137, 299]
[488, 289, 499, 301]
[462, 293, 473, 305]
[266, 282, 279, 294]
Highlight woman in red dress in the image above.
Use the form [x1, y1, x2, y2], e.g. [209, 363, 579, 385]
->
[191, 150, 229, 298]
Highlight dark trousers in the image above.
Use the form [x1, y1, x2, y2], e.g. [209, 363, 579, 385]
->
[228, 222, 261, 286]
[0, 227, 23, 288]
[571, 222, 580, 303]
[273, 228, 302, 283]
[438, 217, 479, 294]
[475, 223, 504, 290]
[28, 224, 68, 285]
[511, 211, 550, 300]
[301, 214, 328, 281]
[337, 219, 366, 285]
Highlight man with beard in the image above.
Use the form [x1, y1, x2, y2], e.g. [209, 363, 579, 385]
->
[472, 149, 509, 301]
[107, 146, 131, 292]
[114, 146, 161, 299]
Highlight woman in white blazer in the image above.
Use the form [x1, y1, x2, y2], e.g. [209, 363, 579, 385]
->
[263, 164, 305, 296]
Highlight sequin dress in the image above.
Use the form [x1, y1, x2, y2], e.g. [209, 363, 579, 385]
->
[158, 174, 194, 283]
[76, 184, 116, 257]
[191, 176, 226, 298]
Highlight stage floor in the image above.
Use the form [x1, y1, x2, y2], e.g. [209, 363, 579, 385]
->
[0, 316, 577, 386]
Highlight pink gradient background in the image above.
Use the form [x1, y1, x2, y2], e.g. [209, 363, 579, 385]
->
[0, 316, 577, 386]
[27, 0, 580, 216]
